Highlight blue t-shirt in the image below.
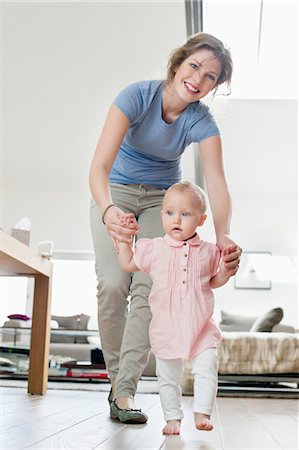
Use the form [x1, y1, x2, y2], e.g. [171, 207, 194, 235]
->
[110, 80, 220, 189]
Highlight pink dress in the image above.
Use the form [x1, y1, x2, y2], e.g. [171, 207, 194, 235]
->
[133, 234, 222, 360]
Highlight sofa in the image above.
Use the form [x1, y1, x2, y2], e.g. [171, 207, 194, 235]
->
[0, 313, 156, 376]
[216, 308, 298, 374]
[182, 307, 299, 394]
[2, 307, 298, 383]
[1, 313, 98, 360]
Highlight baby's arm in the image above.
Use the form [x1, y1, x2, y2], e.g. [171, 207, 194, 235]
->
[117, 241, 140, 273]
[210, 248, 235, 289]
[210, 262, 231, 289]
[117, 213, 140, 272]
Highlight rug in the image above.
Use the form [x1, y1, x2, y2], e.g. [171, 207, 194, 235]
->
[0, 376, 159, 393]
[1, 376, 298, 398]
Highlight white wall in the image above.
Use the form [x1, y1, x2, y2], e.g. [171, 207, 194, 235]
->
[1, 3, 298, 327]
[2, 1, 186, 249]
[215, 98, 298, 326]
[181, 98, 298, 327]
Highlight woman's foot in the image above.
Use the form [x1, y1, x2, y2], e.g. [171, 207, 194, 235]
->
[162, 420, 181, 435]
[110, 399, 148, 424]
[115, 396, 135, 410]
[194, 413, 213, 431]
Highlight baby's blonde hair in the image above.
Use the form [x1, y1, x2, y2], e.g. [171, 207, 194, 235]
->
[165, 181, 207, 213]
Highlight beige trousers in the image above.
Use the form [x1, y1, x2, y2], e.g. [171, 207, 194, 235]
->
[90, 183, 165, 398]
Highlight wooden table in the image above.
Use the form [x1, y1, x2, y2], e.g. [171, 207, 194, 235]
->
[0, 229, 53, 394]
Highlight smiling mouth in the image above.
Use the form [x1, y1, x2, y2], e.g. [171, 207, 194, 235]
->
[184, 82, 200, 94]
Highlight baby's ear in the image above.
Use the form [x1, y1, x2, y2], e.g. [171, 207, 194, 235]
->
[198, 214, 207, 226]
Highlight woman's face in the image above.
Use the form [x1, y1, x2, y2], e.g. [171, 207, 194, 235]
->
[172, 48, 222, 103]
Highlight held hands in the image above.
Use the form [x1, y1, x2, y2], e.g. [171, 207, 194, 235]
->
[120, 213, 137, 228]
[103, 206, 139, 251]
[217, 235, 242, 277]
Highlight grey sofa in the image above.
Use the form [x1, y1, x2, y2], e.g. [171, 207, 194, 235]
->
[181, 308, 298, 395]
[1, 313, 156, 376]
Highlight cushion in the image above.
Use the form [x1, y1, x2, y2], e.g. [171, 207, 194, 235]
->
[51, 314, 79, 329]
[7, 314, 31, 321]
[87, 315, 101, 346]
[51, 320, 59, 329]
[51, 315, 79, 343]
[4, 319, 32, 328]
[50, 314, 90, 344]
[219, 311, 257, 331]
[76, 313, 90, 344]
[272, 323, 295, 333]
[250, 307, 284, 332]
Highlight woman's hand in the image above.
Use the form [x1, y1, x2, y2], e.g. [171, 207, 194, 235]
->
[104, 205, 139, 251]
[217, 235, 242, 276]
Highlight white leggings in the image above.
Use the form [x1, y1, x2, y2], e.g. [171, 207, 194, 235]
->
[155, 348, 219, 421]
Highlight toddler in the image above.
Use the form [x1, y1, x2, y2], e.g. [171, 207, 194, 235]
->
[117, 181, 234, 435]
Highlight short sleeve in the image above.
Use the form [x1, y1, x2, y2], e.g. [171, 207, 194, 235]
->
[133, 238, 154, 272]
[210, 245, 221, 277]
[190, 104, 220, 143]
[112, 82, 143, 124]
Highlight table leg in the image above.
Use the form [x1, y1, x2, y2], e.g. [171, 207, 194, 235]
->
[28, 271, 52, 395]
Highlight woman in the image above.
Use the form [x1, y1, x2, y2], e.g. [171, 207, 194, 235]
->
[89, 32, 241, 424]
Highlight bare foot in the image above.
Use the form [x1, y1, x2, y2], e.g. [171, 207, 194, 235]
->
[115, 396, 135, 410]
[194, 413, 213, 431]
[162, 420, 181, 435]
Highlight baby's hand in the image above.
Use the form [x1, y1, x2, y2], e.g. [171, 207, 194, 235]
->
[120, 212, 138, 228]
[220, 242, 242, 276]
[219, 259, 236, 278]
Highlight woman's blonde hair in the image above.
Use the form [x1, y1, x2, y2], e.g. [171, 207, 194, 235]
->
[166, 32, 232, 91]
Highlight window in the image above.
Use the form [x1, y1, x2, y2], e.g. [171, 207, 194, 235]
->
[202, 0, 297, 99]
[51, 254, 97, 318]
[0, 254, 98, 326]
[0, 277, 28, 325]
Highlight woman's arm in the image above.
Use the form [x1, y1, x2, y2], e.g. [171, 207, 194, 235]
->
[89, 104, 139, 246]
[199, 135, 231, 242]
[199, 135, 241, 271]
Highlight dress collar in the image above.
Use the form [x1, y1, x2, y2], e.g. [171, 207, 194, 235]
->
[163, 233, 201, 247]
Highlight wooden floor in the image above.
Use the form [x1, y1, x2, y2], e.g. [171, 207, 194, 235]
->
[1, 386, 298, 450]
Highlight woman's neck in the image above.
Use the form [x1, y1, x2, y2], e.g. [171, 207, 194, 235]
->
[161, 84, 189, 124]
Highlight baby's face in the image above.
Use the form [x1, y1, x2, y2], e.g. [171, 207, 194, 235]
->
[161, 190, 206, 241]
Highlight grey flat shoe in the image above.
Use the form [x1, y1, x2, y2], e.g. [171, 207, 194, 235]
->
[110, 400, 148, 424]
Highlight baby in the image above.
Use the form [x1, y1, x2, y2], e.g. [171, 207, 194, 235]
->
[117, 181, 234, 435]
